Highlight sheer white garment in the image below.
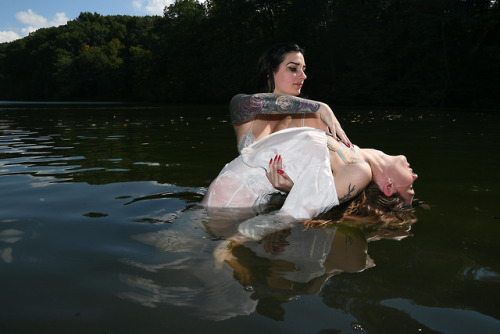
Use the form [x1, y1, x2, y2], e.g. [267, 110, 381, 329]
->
[203, 127, 339, 221]
[237, 119, 256, 153]
[246, 225, 337, 283]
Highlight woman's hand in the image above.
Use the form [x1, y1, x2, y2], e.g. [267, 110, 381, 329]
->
[266, 155, 294, 193]
[318, 103, 352, 147]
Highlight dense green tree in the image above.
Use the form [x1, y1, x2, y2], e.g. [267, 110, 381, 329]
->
[0, 0, 498, 108]
[152, 0, 210, 101]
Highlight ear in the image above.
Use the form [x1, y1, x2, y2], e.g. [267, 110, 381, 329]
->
[383, 179, 395, 197]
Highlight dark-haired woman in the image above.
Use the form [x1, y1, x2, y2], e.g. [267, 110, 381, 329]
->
[230, 43, 352, 156]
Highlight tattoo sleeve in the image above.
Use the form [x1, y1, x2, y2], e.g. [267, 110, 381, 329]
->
[230, 93, 321, 124]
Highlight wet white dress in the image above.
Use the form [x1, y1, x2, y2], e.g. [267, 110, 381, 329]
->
[202, 127, 339, 223]
[247, 225, 337, 283]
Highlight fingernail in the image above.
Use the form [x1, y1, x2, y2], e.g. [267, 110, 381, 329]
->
[269, 158, 273, 164]
[278, 155, 281, 160]
[277, 170, 284, 174]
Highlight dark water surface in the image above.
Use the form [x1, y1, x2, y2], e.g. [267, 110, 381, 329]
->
[1, 103, 499, 333]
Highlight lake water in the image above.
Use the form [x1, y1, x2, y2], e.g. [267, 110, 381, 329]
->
[1, 103, 499, 333]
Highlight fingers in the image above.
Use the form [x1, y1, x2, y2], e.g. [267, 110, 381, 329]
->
[267, 155, 279, 179]
[319, 104, 354, 148]
[332, 124, 353, 148]
[267, 155, 294, 192]
[338, 130, 352, 148]
[336, 124, 351, 146]
[266, 155, 278, 185]
[268, 155, 281, 173]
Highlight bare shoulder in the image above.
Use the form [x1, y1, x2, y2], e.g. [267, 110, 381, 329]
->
[334, 163, 371, 204]
[328, 139, 372, 203]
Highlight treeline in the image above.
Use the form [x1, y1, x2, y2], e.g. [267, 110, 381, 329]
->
[0, 0, 499, 108]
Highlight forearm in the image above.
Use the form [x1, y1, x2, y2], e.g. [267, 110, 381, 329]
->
[230, 93, 321, 125]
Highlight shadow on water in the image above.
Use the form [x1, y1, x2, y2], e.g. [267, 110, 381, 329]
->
[1, 103, 500, 333]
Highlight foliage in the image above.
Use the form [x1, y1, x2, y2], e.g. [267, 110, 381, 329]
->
[0, 0, 498, 108]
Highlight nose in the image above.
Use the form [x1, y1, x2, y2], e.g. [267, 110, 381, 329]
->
[299, 69, 307, 79]
[412, 173, 418, 181]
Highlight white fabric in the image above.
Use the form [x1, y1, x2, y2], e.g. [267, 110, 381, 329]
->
[202, 155, 277, 208]
[237, 119, 256, 153]
[245, 225, 337, 283]
[203, 127, 339, 221]
[241, 127, 338, 219]
[237, 213, 297, 240]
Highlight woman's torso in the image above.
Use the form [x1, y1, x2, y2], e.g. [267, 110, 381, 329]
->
[325, 135, 372, 202]
[235, 113, 328, 151]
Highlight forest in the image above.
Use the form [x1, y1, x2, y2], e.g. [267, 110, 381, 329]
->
[0, 0, 498, 108]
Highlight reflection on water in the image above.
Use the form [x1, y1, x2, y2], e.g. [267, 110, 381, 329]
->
[0, 227, 23, 264]
[118, 205, 414, 322]
[1, 104, 500, 333]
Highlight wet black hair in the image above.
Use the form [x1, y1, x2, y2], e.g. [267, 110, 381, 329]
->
[257, 42, 305, 93]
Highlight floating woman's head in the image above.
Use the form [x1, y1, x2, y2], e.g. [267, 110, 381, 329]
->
[375, 154, 418, 206]
[303, 181, 419, 229]
[257, 43, 306, 96]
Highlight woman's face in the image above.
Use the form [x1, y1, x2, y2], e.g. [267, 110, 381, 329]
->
[388, 155, 418, 205]
[272, 52, 307, 96]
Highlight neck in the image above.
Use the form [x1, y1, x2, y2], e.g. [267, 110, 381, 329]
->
[358, 148, 390, 185]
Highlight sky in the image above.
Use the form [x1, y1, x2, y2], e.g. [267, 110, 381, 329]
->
[0, 0, 181, 43]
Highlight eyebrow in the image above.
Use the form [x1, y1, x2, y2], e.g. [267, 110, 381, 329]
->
[286, 62, 301, 66]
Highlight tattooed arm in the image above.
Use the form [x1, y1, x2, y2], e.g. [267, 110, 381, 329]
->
[230, 93, 320, 124]
[230, 93, 351, 145]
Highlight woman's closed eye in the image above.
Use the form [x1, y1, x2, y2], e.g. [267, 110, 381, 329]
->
[287, 66, 306, 73]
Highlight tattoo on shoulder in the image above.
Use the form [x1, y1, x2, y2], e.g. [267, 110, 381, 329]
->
[327, 138, 367, 165]
[338, 183, 361, 203]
